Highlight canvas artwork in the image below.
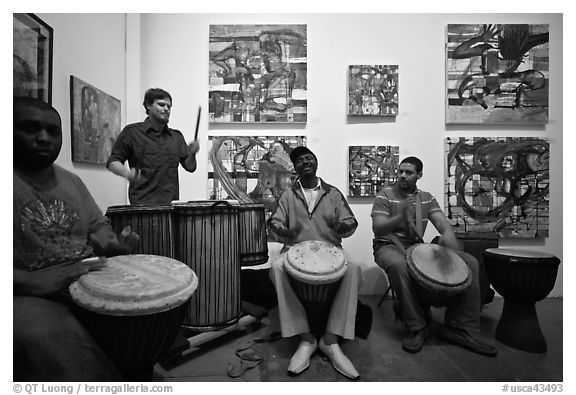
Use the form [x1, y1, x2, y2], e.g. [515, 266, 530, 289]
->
[348, 65, 398, 116]
[348, 145, 399, 197]
[13, 13, 53, 103]
[208, 24, 307, 123]
[446, 24, 549, 125]
[70, 76, 121, 164]
[445, 137, 550, 238]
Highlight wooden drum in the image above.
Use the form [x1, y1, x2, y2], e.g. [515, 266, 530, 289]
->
[284, 240, 347, 305]
[406, 243, 472, 307]
[238, 203, 268, 266]
[105, 205, 175, 258]
[483, 248, 560, 353]
[69, 254, 198, 380]
[174, 201, 241, 330]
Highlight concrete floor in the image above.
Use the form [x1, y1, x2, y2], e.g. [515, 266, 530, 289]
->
[152, 295, 563, 382]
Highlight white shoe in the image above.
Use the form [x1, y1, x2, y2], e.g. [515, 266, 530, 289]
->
[287, 338, 318, 375]
[319, 337, 360, 380]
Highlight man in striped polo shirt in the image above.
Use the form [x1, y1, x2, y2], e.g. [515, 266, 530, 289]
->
[371, 156, 497, 356]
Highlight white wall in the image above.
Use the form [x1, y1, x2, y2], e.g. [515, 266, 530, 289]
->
[37, 13, 129, 211]
[137, 13, 563, 297]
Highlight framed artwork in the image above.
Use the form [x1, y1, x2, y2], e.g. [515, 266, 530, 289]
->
[208, 24, 307, 123]
[348, 65, 398, 116]
[445, 137, 550, 238]
[70, 76, 121, 165]
[348, 145, 399, 197]
[13, 13, 53, 103]
[208, 135, 306, 219]
[446, 24, 549, 125]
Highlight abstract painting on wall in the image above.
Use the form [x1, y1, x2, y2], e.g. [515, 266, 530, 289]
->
[348, 65, 398, 116]
[208, 135, 306, 211]
[208, 24, 307, 123]
[70, 76, 121, 165]
[445, 137, 550, 238]
[13, 13, 53, 103]
[446, 24, 549, 125]
[348, 145, 399, 197]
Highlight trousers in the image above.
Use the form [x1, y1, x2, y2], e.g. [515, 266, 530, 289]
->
[269, 248, 362, 340]
[373, 243, 481, 332]
[13, 296, 123, 381]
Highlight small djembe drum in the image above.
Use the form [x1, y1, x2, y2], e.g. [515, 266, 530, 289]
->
[483, 248, 560, 353]
[69, 254, 198, 380]
[284, 240, 348, 305]
[406, 243, 472, 307]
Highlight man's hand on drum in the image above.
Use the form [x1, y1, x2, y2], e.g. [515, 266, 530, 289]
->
[14, 259, 106, 297]
[88, 226, 140, 257]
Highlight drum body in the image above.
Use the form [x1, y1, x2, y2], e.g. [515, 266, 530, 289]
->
[285, 240, 347, 304]
[406, 243, 472, 307]
[106, 205, 175, 258]
[238, 203, 268, 266]
[69, 254, 198, 380]
[483, 248, 560, 352]
[174, 201, 241, 330]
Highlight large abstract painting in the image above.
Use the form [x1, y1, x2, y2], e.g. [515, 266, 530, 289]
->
[446, 24, 549, 125]
[13, 13, 53, 103]
[208, 24, 307, 123]
[445, 137, 550, 238]
[70, 76, 121, 164]
[348, 65, 398, 116]
[348, 145, 399, 197]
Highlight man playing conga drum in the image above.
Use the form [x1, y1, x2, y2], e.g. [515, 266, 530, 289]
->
[371, 156, 497, 356]
[268, 146, 362, 380]
[13, 97, 139, 381]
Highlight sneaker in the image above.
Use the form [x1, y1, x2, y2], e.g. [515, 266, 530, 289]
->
[437, 325, 498, 357]
[402, 326, 429, 353]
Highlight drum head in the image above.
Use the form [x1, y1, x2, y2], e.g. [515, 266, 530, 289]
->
[285, 240, 347, 285]
[484, 248, 556, 259]
[407, 244, 469, 287]
[69, 254, 198, 316]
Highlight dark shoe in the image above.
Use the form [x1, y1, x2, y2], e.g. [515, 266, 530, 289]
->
[402, 326, 429, 353]
[437, 325, 498, 357]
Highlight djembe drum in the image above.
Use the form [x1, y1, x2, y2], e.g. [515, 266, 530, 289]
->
[483, 248, 560, 353]
[69, 254, 198, 380]
[406, 243, 472, 307]
[238, 203, 268, 266]
[105, 205, 175, 258]
[173, 201, 241, 330]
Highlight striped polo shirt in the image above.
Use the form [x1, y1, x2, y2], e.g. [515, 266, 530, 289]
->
[371, 186, 442, 245]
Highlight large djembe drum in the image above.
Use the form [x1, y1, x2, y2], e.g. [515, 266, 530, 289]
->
[173, 201, 241, 330]
[237, 203, 268, 266]
[105, 205, 175, 258]
[406, 243, 472, 307]
[483, 248, 560, 353]
[69, 254, 198, 380]
[285, 240, 348, 305]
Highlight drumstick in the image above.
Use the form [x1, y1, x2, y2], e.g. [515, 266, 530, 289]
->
[194, 106, 201, 141]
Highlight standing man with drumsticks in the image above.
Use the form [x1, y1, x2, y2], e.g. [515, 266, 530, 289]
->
[107, 88, 200, 205]
[371, 156, 497, 356]
[13, 96, 139, 381]
[267, 146, 363, 380]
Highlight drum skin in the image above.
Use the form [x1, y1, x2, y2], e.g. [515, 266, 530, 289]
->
[406, 243, 472, 306]
[69, 254, 198, 380]
[285, 240, 347, 304]
[238, 203, 268, 266]
[483, 248, 560, 304]
[174, 201, 241, 330]
[106, 205, 175, 258]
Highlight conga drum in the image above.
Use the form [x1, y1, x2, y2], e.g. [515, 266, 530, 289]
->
[238, 203, 268, 266]
[284, 240, 348, 305]
[105, 205, 175, 258]
[69, 254, 198, 380]
[174, 201, 241, 330]
[483, 248, 560, 353]
[406, 243, 472, 307]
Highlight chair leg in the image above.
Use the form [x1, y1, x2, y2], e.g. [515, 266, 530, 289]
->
[378, 284, 393, 306]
